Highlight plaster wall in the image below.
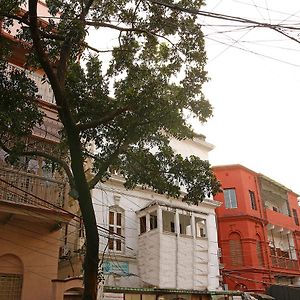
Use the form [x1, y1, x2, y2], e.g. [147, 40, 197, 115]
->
[92, 181, 220, 291]
[0, 218, 60, 300]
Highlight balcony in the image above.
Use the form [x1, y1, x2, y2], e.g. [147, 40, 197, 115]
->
[0, 165, 65, 209]
[7, 63, 55, 105]
[137, 202, 210, 290]
[266, 208, 293, 229]
[271, 255, 299, 271]
[32, 108, 62, 143]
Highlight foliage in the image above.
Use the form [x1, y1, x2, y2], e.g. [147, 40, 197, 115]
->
[0, 0, 221, 298]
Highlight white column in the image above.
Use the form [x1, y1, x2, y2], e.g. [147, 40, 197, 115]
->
[175, 209, 180, 235]
[206, 213, 220, 291]
[191, 213, 196, 289]
[175, 209, 180, 288]
[157, 207, 163, 233]
[191, 213, 196, 238]
[146, 213, 150, 232]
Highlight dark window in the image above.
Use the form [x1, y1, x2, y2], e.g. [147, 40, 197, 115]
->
[162, 210, 175, 233]
[293, 209, 299, 226]
[150, 214, 157, 230]
[249, 190, 257, 210]
[109, 211, 114, 224]
[140, 216, 146, 234]
[286, 200, 292, 217]
[170, 221, 175, 233]
[224, 188, 237, 208]
[116, 213, 122, 226]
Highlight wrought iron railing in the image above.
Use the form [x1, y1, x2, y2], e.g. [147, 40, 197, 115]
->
[271, 255, 298, 270]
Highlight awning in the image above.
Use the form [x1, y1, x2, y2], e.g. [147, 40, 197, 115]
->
[250, 293, 275, 300]
[104, 286, 242, 296]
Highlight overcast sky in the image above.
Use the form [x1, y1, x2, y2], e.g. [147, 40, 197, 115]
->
[196, 0, 300, 194]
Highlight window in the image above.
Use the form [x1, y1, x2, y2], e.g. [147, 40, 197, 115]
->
[229, 233, 243, 266]
[179, 214, 191, 235]
[170, 221, 175, 233]
[195, 217, 206, 238]
[224, 188, 237, 208]
[162, 210, 175, 233]
[150, 212, 157, 230]
[256, 235, 264, 266]
[249, 190, 257, 210]
[293, 209, 299, 226]
[108, 209, 123, 251]
[140, 216, 146, 234]
[0, 254, 23, 300]
[0, 274, 23, 300]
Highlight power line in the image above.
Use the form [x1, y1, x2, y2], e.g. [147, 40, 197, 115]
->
[205, 36, 300, 67]
[0, 177, 124, 239]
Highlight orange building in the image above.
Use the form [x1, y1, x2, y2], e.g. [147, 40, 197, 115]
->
[213, 164, 300, 293]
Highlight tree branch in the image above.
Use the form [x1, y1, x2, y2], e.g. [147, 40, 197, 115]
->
[76, 106, 130, 131]
[87, 141, 130, 190]
[83, 0, 95, 17]
[0, 140, 75, 190]
[28, 0, 63, 102]
[85, 21, 176, 46]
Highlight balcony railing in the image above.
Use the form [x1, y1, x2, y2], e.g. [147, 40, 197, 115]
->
[7, 63, 55, 104]
[0, 165, 65, 208]
[271, 255, 299, 270]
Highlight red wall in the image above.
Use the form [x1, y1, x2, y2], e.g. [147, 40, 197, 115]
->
[213, 165, 300, 292]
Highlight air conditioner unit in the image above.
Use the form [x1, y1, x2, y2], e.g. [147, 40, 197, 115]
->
[59, 245, 71, 259]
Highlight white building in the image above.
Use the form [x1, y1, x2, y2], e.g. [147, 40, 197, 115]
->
[92, 136, 223, 300]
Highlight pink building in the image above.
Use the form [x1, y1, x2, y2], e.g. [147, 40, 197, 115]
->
[0, 2, 83, 299]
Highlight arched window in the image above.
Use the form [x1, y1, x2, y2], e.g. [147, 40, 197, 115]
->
[229, 232, 244, 266]
[0, 254, 23, 300]
[256, 234, 264, 266]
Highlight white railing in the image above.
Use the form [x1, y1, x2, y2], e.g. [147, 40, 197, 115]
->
[7, 63, 55, 104]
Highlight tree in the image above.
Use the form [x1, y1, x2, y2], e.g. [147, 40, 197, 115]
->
[0, 0, 220, 299]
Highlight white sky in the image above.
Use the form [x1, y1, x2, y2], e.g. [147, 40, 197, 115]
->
[87, 0, 300, 194]
[197, 0, 300, 194]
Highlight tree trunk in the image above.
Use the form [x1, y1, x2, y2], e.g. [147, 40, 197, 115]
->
[28, 3, 100, 296]
[67, 130, 100, 300]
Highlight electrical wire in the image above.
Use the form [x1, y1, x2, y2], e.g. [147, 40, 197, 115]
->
[0, 177, 124, 239]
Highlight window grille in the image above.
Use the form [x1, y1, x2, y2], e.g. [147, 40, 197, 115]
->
[0, 273, 23, 300]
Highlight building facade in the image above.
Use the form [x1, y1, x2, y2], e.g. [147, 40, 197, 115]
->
[0, 2, 83, 299]
[59, 136, 241, 300]
[213, 165, 300, 293]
